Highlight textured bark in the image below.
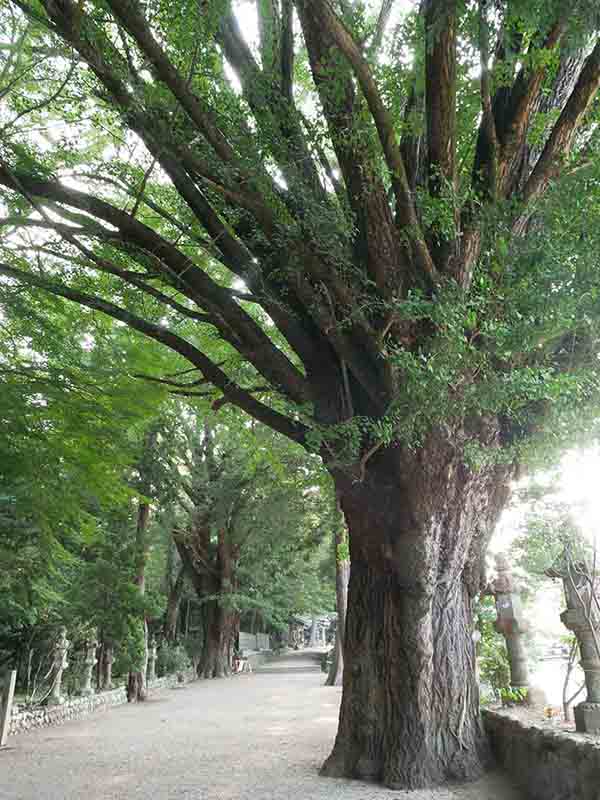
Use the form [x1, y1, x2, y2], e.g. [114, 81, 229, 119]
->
[199, 598, 238, 679]
[321, 431, 512, 789]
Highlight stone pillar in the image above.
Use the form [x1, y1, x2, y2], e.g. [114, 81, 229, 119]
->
[490, 554, 530, 689]
[0, 670, 17, 747]
[147, 638, 157, 683]
[559, 572, 600, 733]
[47, 627, 70, 706]
[101, 644, 113, 691]
[80, 637, 98, 697]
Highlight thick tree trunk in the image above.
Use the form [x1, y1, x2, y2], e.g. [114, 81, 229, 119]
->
[197, 533, 239, 679]
[200, 602, 238, 678]
[326, 525, 350, 687]
[321, 432, 511, 789]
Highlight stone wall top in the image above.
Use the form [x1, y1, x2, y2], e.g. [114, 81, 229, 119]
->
[9, 668, 196, 738]
[483, 708, 600, 800]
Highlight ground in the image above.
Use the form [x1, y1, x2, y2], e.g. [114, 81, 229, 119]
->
[1, 651, 523, 800]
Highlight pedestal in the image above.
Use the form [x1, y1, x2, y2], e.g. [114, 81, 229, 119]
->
[574, 702, 600, 734]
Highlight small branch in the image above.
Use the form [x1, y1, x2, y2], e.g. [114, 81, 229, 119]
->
[130, 158, 156, 219]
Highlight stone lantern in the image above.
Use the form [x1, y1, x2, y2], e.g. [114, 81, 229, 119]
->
[489, 553, 530, 689]
[147, 638, 158, 683]
[553, 565, 600, 733]
[80, 636, 98, 697]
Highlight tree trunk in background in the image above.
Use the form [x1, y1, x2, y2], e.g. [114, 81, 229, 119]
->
[309, 618, 318, 647]
[164, 565, 185, 641]
[200, 602, 239, 678]
[128, 499, 150, 702]
[321, 431, 512, 789]
[194, 532, 239, 679]
[326, 523, 350, 687]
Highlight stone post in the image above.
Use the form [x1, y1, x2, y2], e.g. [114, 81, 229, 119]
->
[47, 627, 70, 706]
[147, 638, 157, 684]
[0, 670, 17, 747]
[490, 554, 530, 689]
[559, 571, 600, 733]
[101, 644, 114, 691]
[80, 637, 98, 697]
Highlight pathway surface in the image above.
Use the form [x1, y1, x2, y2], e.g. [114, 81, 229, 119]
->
[1, 650, 524, 800]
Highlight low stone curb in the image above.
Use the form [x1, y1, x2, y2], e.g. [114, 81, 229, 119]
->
[8, 669, 196, 737]
[483, 708, 600, 800]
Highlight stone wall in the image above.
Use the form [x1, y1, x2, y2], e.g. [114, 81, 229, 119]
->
[483, 708, 600, 800]
[239, 631, 270, 651]
[8, 668, 196, 738]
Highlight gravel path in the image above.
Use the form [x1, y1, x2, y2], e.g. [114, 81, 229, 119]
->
[1, 652, 524, 800]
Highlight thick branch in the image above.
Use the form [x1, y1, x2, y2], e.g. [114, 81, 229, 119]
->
[280, 0, 294, 101]
[304, 0, 437, 286]
[0, 166, 310, 405]
[102, 0, 237, 165]
[477, 0, 498, 198]
[0, 261, 307, 443]
[522, 39, 600, 205]
[425, 0, 457, 194]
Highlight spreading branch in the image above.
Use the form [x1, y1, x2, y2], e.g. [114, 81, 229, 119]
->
[0, 261, 307, 443]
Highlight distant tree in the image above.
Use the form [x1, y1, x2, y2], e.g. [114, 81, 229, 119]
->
[169, 412, 334, 676]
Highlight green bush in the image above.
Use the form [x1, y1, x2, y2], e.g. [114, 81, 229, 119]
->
[156, 641, 191, 677]
[475, 597, 511, 703]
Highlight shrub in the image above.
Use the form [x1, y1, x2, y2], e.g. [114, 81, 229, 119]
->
[156, 642, 190, 677]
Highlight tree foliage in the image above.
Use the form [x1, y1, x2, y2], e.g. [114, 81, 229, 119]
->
[0, 1, 598, 464]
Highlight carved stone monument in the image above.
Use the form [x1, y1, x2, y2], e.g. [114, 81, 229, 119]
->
[48, 627, 70, 706]
[80, 637, 98, 697]
[147, 638, 157, 683]
[489, 554, 530, 689]
[555, 566, 600, 733]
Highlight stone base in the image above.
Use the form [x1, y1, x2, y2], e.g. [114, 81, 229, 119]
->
[574, 701, 600, 734]
[46, 696, 65, 707]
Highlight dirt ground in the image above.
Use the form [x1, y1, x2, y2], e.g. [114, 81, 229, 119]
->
[1, 653, 524, 800]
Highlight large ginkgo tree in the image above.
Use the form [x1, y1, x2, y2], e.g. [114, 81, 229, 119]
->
[1, 0, 600, 788]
